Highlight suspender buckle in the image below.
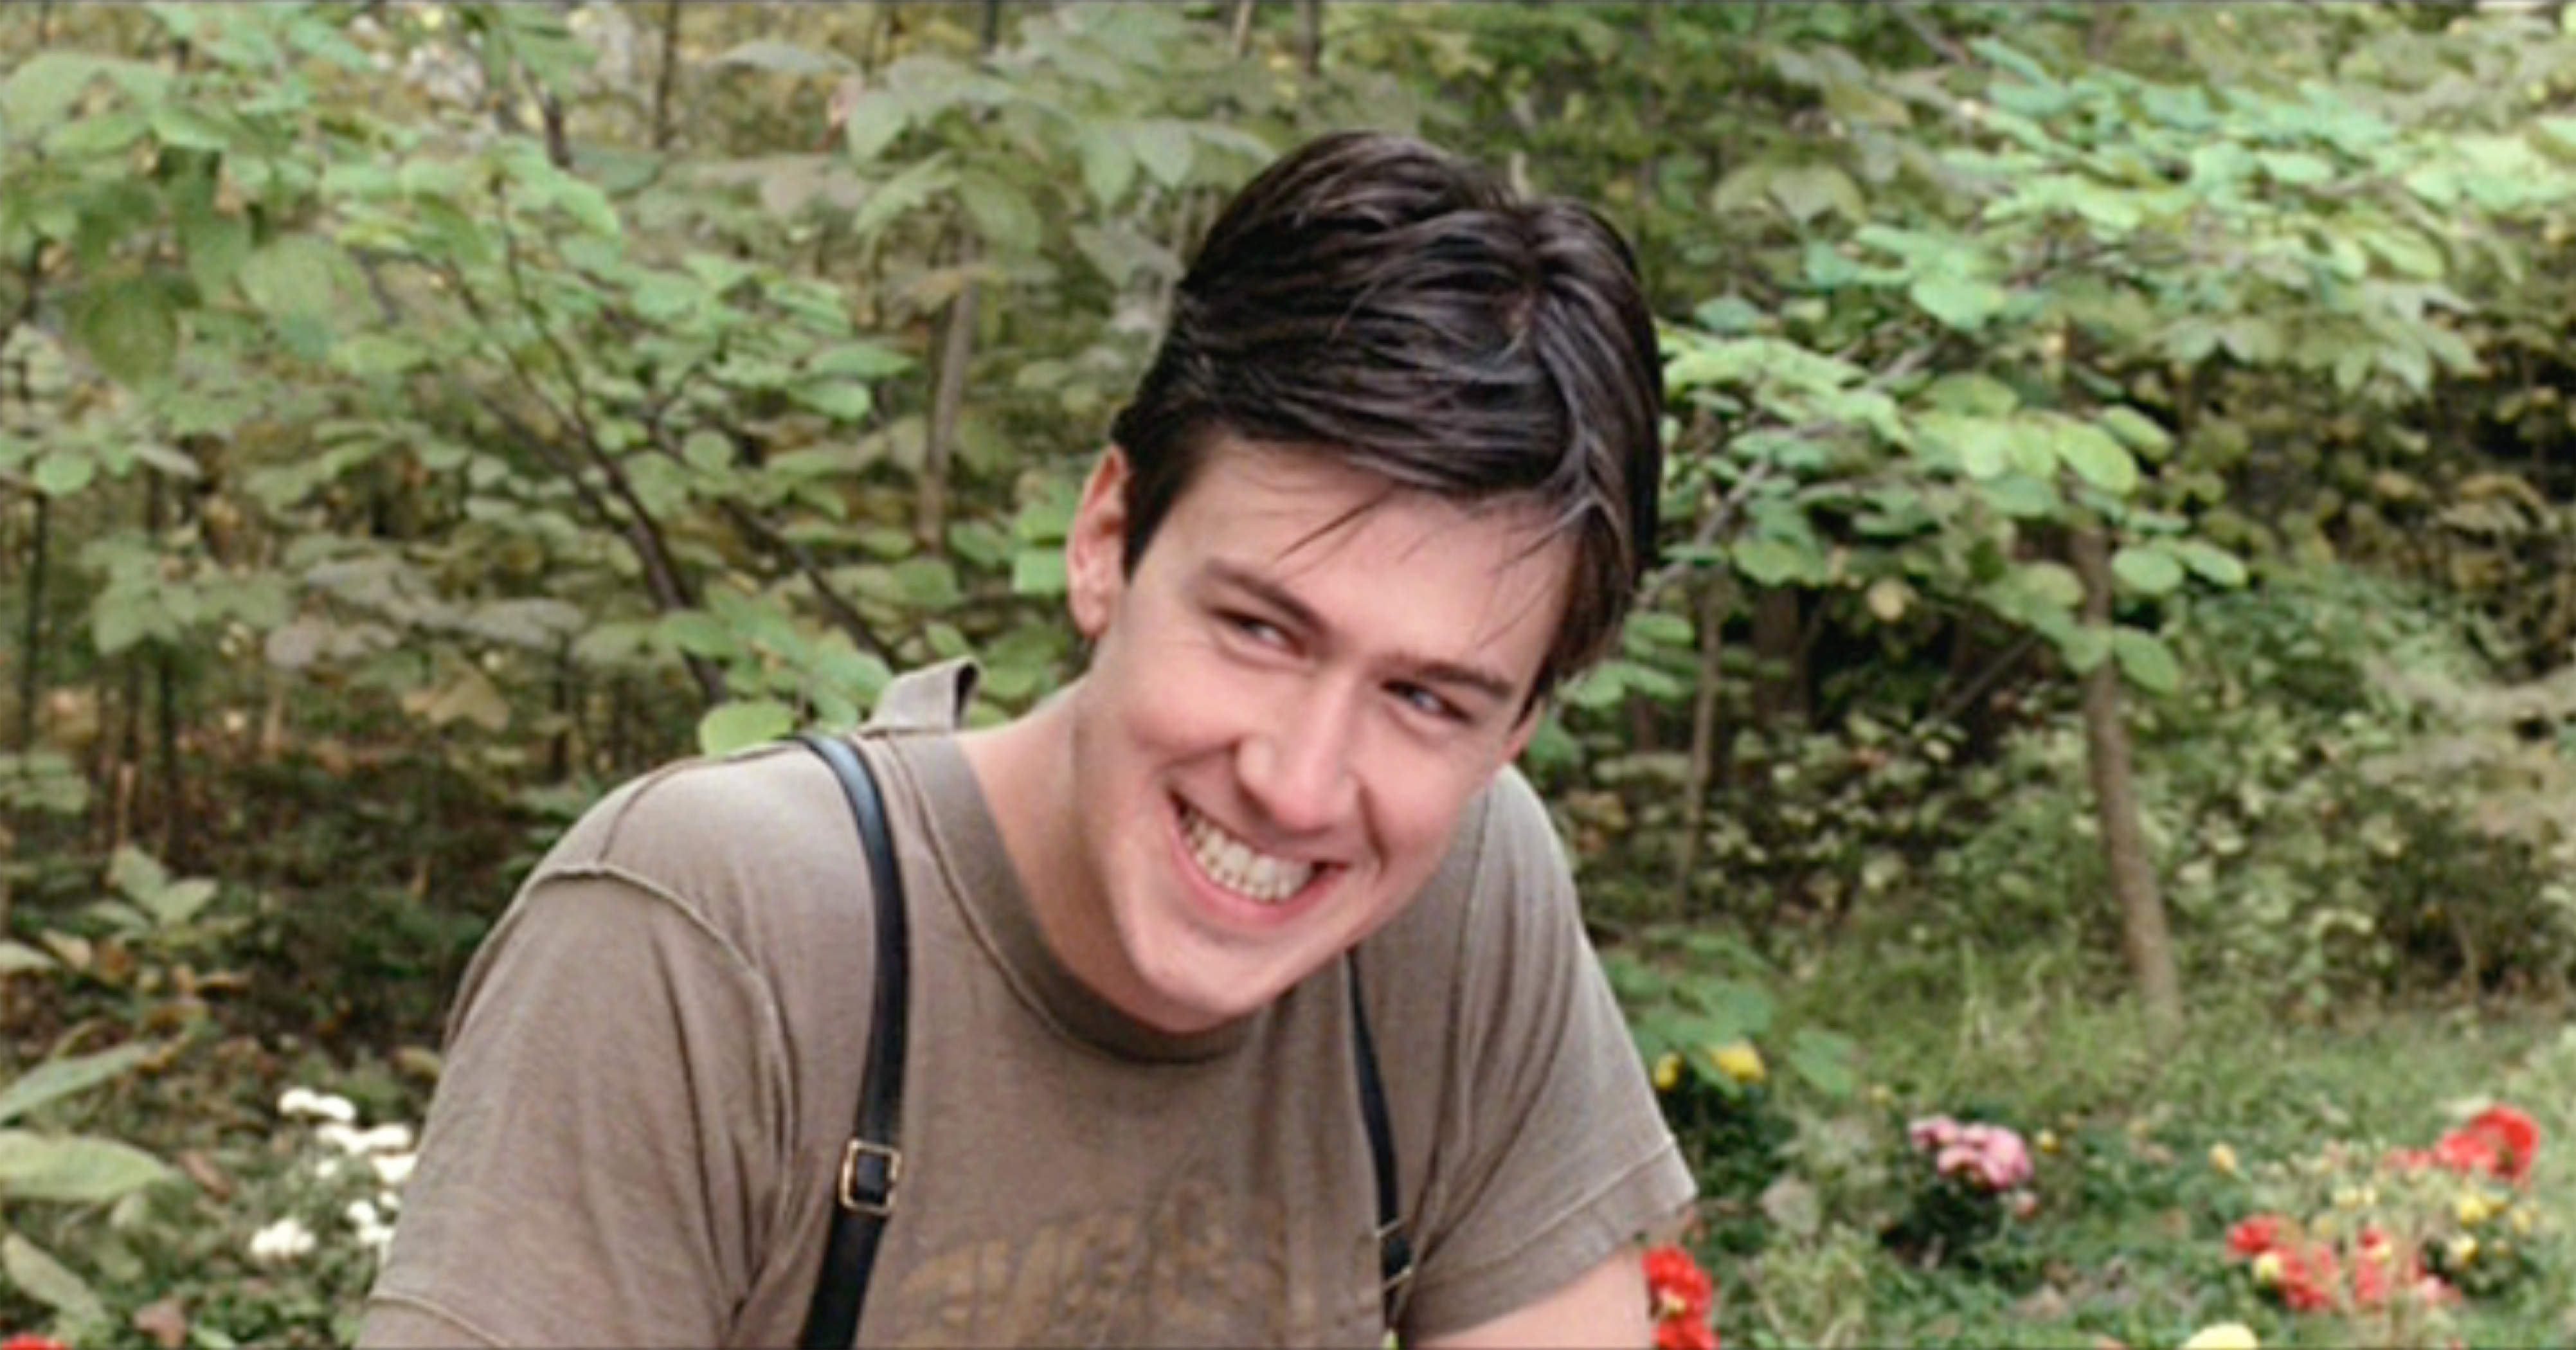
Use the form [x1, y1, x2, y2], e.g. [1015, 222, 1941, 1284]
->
[1376, 1219, 1416, 1295]
[837, 1138, 903, 1218]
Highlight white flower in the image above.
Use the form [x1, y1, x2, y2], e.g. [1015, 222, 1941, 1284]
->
[345, 1196, 398, 1254]
[278, 1088, 357, 1124]
[371, 1151, 418, 1188]
[317, 1122, 414, 1156]
[248, 1216, 318, 1265]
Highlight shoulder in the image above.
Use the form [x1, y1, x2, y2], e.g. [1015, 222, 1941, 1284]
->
[1364, 764, 1574, 971]
[527, 740, 869, 957]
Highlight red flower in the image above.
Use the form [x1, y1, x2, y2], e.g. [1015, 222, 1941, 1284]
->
[2441, 1106, 2540, 1184]
[2226, 1213, 2286, 1257]
[3, 1335, 69, 1350]
[2274, 1242, 2339, 1312]
[1644, 1245, 1718, 1350]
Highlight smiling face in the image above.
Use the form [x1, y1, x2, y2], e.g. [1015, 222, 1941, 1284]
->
[994, 438, 1569, 1034]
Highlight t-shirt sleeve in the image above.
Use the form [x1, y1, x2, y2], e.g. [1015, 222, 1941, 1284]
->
[357, 780, 804, 1347]
[1391, 770, 1697, 1340]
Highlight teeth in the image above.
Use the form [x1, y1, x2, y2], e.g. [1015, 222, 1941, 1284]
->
[1181, 806, 1316, 905]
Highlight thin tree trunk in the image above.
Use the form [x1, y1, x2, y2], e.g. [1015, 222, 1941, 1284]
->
[1751, 586, 1806, 725]
[651, 1, 683, 151]
[14, 497, 44, 753]
[10, 242, 46, 755]
[1300, 0, 1323, 76]
[1230, 0, 1258, 58]
[919, 251, 975, 550]
[919, 2, 1003, 550]
[1674, 572, 1729, 905]
[2069, 522, 2182, 1038]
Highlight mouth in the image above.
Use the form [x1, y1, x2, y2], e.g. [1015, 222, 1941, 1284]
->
[1177, 800, 1321, 906]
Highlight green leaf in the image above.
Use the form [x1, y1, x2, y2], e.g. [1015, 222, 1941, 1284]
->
[31, 453, 96, 498]
[1130, 119, 1196, 190]
[1011, 549, 1066, 596]
[0, 941, 56, 975]
[712, 39, 854, 76]
[806, 343, 912, 379]
[957, 170, 1042, 257]
[0, 1130, 172, 1203]
[1910, 274, 2007, 333]
[696, 699, 795, 757]
[2, 53, 165, 129]
[2097, 406, 2172, 457]
[1733, 537, 1821, 586]
[1079, 127, 1136, 210]
[892, 557, 961, 610]
[789, 381, 874, 422]
[181, 204, 252, 300]
[71, 278, 177, 385]
[2172, 539, 2247, 588]
[660, 611, 741, 660]
[2112, 627, 2182, 694]
[839, 88, 910, 162]
[107, 845, 169, 903]
[852, 156, 953, 239]
[0, 1043, 152, 1127]
[2054, 624, 2112, 673]
[149, 103, 231, 152]
[2111, 546, 2184, 596]
[1768, 163, 1864, 225]
[2057, 422, 2138, 494]
[239, 235, 338, 321]
[1784, 1027, 1860, 1100]
[1, 1233, 104, 1324]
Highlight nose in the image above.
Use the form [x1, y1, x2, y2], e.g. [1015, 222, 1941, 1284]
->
[1237, 680, 1360, 834]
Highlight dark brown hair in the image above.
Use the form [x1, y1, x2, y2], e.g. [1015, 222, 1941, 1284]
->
[1106, 130, 1664, 701]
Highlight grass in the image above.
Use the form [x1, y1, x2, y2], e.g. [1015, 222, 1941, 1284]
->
[1695, 937, 2576, 1348]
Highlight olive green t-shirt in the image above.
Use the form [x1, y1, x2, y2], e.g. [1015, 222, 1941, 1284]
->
[360, 667, 1693, 1347]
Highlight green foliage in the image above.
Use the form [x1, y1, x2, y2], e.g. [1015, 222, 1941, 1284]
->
[7, 3, 2576, 1342]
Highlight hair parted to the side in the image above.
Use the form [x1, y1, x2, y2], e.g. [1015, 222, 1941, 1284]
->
[1106, 129, 1664, 701]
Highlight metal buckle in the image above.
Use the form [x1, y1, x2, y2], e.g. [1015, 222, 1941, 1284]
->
[1376, 1220, 1416, 1293]
[836, 1138, 903, 1218]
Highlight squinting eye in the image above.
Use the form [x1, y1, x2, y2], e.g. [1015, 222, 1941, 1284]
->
[1392, 683, 1464, 723]
[1223, 612, 1287, 647]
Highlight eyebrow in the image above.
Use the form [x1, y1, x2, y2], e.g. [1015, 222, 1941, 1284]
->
[1204, 561, 1524, 710]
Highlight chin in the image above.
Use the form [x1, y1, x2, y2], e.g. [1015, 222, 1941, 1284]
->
[1123, 930, 1318, 1033]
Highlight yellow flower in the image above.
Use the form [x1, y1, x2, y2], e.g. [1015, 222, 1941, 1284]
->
[2038, 1129, 2061, 1155]
[2180, 1323, 2261, 1350]
[2447, 1233, 2478, 1266]
[2510, 1205, 2535, 1235]
[1709, 1040, 1765, 1085]
[2251, 1251, 2284, 1288]
[2457, 1191, 2496, 1227]
[1652, 1052, 1682, 1092]
[2207, 1142, 2238, 1176]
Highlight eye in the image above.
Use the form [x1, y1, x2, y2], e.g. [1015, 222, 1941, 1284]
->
[1390, 682, 1467, 724]
[1221, 611, 1290, 649]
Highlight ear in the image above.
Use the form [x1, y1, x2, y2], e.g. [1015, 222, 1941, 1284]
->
[1066, 446, 1133, 640]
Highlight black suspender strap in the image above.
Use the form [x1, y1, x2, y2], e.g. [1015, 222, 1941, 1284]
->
[1347, 953, 1415, 1326]
[791, 730, 1410, 1342]
[795, 732, 910, 1350]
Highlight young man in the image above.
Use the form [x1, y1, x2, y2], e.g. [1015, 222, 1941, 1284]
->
[360, 130, 1694, 1347]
